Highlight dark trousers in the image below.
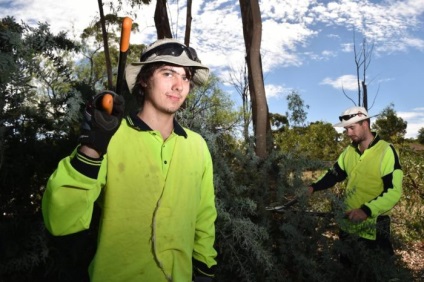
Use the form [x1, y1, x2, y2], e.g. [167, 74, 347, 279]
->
[339, 215, 394, 265]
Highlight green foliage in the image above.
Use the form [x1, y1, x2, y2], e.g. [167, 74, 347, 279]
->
[417, 127, 424, 144]
[210, 144, 308, 281]
[207, 136, 415, 281]
[0, 17, 24, 85]
[274, 121, 347, 162]
[177, 74, 241, 135]
[286, 90, 309, 127]
[269, 112, 288, 133]
[81, 14, 139, 48]
[109, 0, 151, 17]
[372, 104, 407, 143]
[77, 14, 144, 93]
[392, 146, 424, 242]
[0, 17, 102, 282]
[0, 218, 49, 281]
[0, 17, 82, 221]
[272, 91, 348, 162]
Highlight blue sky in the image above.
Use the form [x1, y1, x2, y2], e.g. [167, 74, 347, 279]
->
[1, 0, 423, 138]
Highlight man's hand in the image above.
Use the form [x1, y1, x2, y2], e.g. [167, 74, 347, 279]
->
[345, 208, 368, 223]
[79, 91, 125, 156]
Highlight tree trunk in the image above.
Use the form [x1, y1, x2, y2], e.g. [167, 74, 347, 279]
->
[242, 70, 250, 143]
[184, 0, 193, 46]
[362, 81, 368, 110]
[97, 0, 114, 89]
[239, 0, 270, 158]
[154, 0, 172, 39]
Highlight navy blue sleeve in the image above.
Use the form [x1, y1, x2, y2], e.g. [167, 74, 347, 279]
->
[311, 162, 347, 192]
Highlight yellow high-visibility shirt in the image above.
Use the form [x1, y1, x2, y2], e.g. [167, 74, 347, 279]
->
[42, 114, 218, 281]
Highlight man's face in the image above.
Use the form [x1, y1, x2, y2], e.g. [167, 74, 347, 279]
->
[344, 122, 367, 143]
[144, 65, 191, 114]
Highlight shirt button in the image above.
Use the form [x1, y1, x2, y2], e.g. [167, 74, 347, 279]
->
[164, 160, 167, 164]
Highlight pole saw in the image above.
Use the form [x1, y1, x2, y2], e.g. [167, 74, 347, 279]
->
[102, 16, 133, 114]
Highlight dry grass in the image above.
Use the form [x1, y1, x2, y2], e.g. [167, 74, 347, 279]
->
[409, 143, 424, 151]
[395, 240, 424, 280]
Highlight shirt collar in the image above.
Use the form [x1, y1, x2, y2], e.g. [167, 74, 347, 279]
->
[125, 112, 187, 138]
[369, 131, 380, 147]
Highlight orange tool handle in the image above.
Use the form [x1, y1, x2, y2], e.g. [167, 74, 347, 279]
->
[101, 93, 114, 115]
[116, 17, 133, 96]
[103, 17, 133, 114]
[120, 17, 133, 52]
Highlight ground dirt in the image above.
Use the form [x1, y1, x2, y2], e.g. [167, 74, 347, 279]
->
[409, 143, 424, 151]
[396, 240, 424, 281]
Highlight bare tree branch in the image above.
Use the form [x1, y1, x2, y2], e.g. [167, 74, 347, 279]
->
[342, 85, 357, 106]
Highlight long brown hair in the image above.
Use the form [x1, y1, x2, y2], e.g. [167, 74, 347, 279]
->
[132, 63, 195, 108]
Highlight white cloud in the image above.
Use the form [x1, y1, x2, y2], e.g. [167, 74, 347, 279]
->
[261, 0, 316, 23]
[1, 0, 99, 39]
[303, 49, 336, 61]
[265, 84, 290, 99]
[187, 1, 245, 74]
[310, 0, 424, 54]
[398, 108, 424, 138]
[400, 37, 424, 51]
[404, 122, 423, 139]
[341, 42, 354, 53]
[261, 21, 316, 71]
[2, 0, 423, 139]
[398, 109, 424, 120]
[3, 0, 423, 76]
[320, 74, 358, 91]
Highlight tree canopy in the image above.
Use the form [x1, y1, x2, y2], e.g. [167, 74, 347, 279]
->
[372, 103, 407, 143]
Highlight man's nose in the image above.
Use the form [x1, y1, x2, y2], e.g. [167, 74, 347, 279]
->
[172, 76, 184, 91]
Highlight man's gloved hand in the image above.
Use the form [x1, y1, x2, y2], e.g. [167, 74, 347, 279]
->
[192, 259, 215, 282]
[79, 90, 125, 155]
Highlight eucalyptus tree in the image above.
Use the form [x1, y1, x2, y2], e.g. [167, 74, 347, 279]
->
[239, 0, 270, 158]
[227, 63, 252, 143]
[178, 74, 240, 137]
[372, 104, 407, 144]
[418, 128, 424, 145]
[80, 13, 140, 90]
[0, 16, 80, 217]
[286, 90, 309, 128]
[111, 0, 193, 42]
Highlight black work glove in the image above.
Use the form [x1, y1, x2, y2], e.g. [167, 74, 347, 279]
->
[79, 90, 125, 155]
[193, 276, 213, 282]
[192, 259, 215, 282]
